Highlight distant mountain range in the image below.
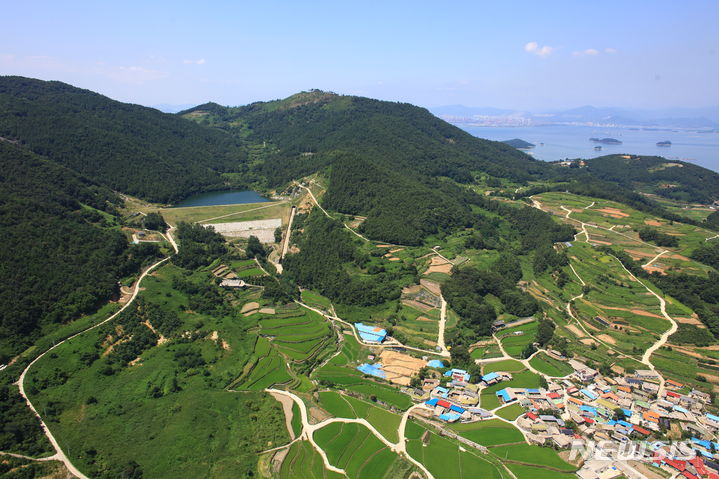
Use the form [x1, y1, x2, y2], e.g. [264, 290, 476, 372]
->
[430, 104, 719, 129]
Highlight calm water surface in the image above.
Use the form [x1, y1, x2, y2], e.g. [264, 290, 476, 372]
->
[458, 124, 719, 173]
[173, 190, 269, 207]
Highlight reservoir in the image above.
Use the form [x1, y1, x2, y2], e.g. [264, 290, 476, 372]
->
[172, 190, 269, 207]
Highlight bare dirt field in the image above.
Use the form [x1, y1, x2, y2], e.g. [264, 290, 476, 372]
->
[241, 302, 260, 314]
[644, 219, 663, 226]
[597, 334, 617, 345]
[420, 279, 442, 296]
[205, 218, 282, 243]
[597, 207, 629, 218]
[566, 324, 586, 337]
[424, 256, 452, 275]
[379, 350, 427, 386]
[401, 299, 433, 312]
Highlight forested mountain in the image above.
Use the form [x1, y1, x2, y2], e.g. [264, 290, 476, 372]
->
[582, 155, 719, 203]
[0, 142, 162, 361]
[0, 76, 249, 203]
[181, 90, 546, 185]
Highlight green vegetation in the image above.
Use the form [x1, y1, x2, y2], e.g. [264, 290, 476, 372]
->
[496, 403, 525, 420]
[0, 142, 164, 361]
[279, 440, 344, 479]
[317, 391, 402, 442]
[449, 419, 524, 446]
[313, 422, 408, 479]
[405, 421, 507, 479]
[529, 353, 573, 377]
[489, 444, 576, 471]
[23, 264, 293, 478]
[0, 76, 251, 202]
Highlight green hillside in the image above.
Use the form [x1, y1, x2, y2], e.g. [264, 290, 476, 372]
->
[0, 142, 162, 360]
[583, 154, 719, 203]
[0, 76, 249, 203]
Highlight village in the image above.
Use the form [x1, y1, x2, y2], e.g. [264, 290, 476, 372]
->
[348, 322, 719, 479]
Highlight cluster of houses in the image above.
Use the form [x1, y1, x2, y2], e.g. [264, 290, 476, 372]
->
[415, 368, 514, 422]
[406, 354, 719, 479]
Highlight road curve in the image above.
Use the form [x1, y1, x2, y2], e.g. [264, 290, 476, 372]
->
[266, 388, 434, 479]
[16, 229, 177, 478]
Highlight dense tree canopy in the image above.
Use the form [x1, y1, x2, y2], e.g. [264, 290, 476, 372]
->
[0, 143, 163, 361]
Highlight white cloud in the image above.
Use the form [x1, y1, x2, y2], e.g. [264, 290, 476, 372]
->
[573, 47, 617, 57]
[183, 58, 206, 65]
[573, 48, 599, 56]
[524, 42, 554, 57]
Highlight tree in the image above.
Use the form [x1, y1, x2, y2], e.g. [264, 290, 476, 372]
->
[246, 235, 266, 259]
[274, 227, 283, 243]
[451, 344, 470, 367]
[142, 212, 167, 232]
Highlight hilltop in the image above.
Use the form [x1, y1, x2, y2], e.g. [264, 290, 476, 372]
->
[0, 76, 249, 203]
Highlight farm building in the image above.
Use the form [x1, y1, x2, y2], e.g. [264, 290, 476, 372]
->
[220, 279, 246, 288]
[355, 323, 387, 343]
[443, 368, 471, 382]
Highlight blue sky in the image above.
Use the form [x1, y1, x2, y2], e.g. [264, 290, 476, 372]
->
[1, 1, 717, 110]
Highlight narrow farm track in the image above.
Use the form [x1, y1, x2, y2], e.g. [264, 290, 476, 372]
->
[556, 202, 679, 394]
[266, 388, 435, 479]
[15, 229, 179, 479]
[642, 250, 668, 268]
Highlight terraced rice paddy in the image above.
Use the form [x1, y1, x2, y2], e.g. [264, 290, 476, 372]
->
[498, 321, 538, 358]
[449, 419, 524, 446]
[279, 440, 344, 479]
[313, 422, 404, 479]
[528, 353, 573, 377]
[317, 391, 402, 442]
[405, 422, 508, 479]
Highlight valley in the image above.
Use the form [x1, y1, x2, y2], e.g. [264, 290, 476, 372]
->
[3, 78, 719, 479]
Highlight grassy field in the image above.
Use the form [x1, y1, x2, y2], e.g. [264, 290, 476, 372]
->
[449, 419, 524, 446]
[496, 403, 525, 420]
[313, 422, 408, 479]
[317, 391, 402, 442]
[25, 265, 291, 478]
[498, 321, 539, 358]
[161, 201, 289, 226]
[529, 353, 573, 377]
[301, 290, 333, 310]
[279, 440, 344, 479]
[489, 444, 576, 471]
[405, 421, 508, 479]
[482, 359, 526, 373]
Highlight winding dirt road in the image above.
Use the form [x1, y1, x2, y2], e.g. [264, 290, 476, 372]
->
[266, 388, 435, 479]
[15, 228, 178, 478]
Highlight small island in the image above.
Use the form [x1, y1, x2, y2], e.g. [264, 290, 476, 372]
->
[656, 140, 672, 147]
[502, 138, 535, 149]
[590, 137, 623, 145]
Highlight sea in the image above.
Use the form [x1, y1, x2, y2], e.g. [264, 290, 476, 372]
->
[172, 190, 269, 207]
[456, 124, 719, 173]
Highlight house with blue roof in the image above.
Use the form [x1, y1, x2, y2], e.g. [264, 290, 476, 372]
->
[355, 323, 387, 343]
[580, 388, 598, 400]
[496, 388, 516, 404]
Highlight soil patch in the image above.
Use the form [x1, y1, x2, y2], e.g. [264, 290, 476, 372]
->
[241, 302, 260, 314]
[597, 334, 617, 345]
[597, 207, 629, 218]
